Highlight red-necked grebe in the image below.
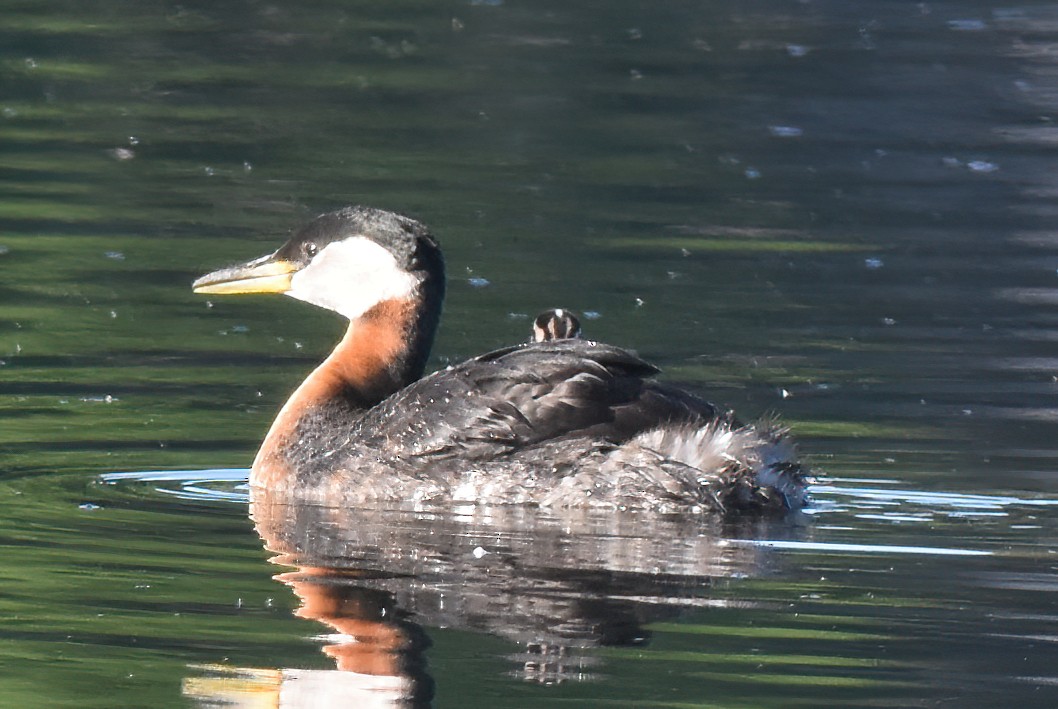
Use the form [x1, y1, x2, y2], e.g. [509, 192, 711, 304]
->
[193, 207, 807, 513]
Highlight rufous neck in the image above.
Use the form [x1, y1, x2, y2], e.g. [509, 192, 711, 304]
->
[252, 297, 425, 483]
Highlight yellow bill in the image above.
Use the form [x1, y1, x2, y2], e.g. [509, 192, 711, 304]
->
[192, 253, 300, 295]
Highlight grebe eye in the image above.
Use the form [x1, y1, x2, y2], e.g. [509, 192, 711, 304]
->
[304, 242, 318, 258]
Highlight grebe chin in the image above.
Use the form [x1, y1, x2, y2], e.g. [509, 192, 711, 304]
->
[193, 207, 807, 513]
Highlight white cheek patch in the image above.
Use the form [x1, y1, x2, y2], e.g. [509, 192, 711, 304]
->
[287, 237, 420, 320]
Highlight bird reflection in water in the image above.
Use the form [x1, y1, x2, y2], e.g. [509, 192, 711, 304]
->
[183, 209, 810, 704]
[183, 489, 800, 708]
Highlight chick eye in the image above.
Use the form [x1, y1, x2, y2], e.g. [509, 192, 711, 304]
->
[304, 242, 319, 258]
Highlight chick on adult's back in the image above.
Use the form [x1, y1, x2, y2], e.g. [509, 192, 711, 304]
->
[193, 207, 807, 513]
[532, 308, 582, 342]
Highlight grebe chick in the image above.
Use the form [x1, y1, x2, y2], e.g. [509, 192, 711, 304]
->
[532, 309, 582, 343]
[193, 207, 807, 513]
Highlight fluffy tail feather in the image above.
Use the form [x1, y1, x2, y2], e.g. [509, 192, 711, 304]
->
[630, 418, 808, 512]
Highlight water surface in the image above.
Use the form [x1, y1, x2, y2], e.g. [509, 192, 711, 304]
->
[3, 0, 1058, 706]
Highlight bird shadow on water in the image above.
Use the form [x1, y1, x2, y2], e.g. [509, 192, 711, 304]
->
[102, 468, 813, 707]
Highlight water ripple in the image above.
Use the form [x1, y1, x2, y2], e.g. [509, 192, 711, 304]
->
[100, 468, 250, 503]
[732, 539, 991, 557]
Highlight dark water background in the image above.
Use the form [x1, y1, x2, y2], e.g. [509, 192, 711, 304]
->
[3, 0, 1058, 706]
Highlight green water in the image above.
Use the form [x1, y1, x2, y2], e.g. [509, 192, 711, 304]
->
[3, 0, 1058, 706]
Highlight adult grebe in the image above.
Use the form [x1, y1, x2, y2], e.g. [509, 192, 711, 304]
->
[532, 309, 582, 343]
[193, 207, 807, 513]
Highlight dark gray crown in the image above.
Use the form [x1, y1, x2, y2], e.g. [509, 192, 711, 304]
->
[275, 206, 443, 277]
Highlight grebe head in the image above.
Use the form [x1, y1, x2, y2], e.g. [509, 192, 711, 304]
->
[194, 207, 446, 393]
[193, 207, 445, 323]
[532, 309, 582, 343]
